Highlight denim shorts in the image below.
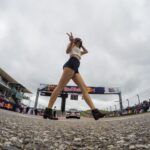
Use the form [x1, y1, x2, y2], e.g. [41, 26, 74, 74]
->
[63, 57, 80, 73]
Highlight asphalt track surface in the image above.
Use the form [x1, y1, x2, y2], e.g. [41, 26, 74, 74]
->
[0, 109, 150, 150]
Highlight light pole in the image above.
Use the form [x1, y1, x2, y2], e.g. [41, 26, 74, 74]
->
[126, 99, 130, 107]
[137, 94, 140, 104]
[106, 107, 109, 112]
[110, 106, 112, 112]
[115, 100, 119, 110]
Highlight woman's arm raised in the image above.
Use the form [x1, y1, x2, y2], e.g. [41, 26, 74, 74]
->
[66, 32, 74, 54]
[66, 41, 74, 54]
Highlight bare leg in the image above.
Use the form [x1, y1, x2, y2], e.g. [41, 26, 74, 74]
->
[48, 68, 75, 108]
[72, 73, 96, 110]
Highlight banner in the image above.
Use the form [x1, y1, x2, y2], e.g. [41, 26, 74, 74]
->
[104, 87, 120, 94]
[40, 84, 104, 94]
[70, 94, 78, 100]
[40, 84, 120, 96]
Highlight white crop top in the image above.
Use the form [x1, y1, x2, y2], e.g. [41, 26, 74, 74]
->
[70, 46, 81, 59]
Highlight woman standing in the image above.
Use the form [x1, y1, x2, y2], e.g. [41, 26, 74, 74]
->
[43, 33, 105, 120]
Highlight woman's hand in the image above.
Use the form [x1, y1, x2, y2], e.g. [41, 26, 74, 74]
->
[66, 32, 74, 53]
[66, 32, 74, 42]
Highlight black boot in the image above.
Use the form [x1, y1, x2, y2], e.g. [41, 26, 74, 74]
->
[43, 108, 58, 120]
[92, 109, 105, 120]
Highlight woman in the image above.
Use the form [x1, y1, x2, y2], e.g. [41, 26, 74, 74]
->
[43, 32, 105, 120]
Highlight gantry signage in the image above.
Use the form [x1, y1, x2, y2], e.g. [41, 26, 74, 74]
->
[34, 84, 123, 114]
[40, 84, 120, 96]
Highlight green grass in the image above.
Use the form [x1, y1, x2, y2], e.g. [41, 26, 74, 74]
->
[80, 109, 109, 117]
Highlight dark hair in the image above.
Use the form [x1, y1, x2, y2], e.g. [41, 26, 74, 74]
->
[74, 38, 82, 48]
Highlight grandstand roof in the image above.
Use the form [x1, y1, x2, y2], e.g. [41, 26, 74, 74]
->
[0, 68, 32, 94]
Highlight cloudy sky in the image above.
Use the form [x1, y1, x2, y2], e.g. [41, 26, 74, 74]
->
[0, 0, 150, 110]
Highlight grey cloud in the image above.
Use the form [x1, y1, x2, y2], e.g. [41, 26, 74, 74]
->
[0, 0, 150, 110]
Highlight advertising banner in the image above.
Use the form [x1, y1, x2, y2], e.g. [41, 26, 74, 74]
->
[104, 87, 120, 94]
[40, 84, 105, 95]
[40, 84, 120, 96]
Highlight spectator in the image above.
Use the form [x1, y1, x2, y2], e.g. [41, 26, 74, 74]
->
[136, 104, 141, 114]
[28, 108, 33, 115]
[142, 100, 149, 112]
[34, 109, 38, 115]
[26, 106, 30, 114]
[19, 106, 23, 113]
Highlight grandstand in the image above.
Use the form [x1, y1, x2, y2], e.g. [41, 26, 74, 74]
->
[0, 68, 32, 110]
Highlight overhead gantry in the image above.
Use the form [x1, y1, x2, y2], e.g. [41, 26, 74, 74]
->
[34, 84, 123, 114]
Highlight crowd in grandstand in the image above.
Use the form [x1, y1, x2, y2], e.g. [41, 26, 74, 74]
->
[0, 95, 45, 116]
[124, 100, 150, 114]
[110, 100, 150, 117]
